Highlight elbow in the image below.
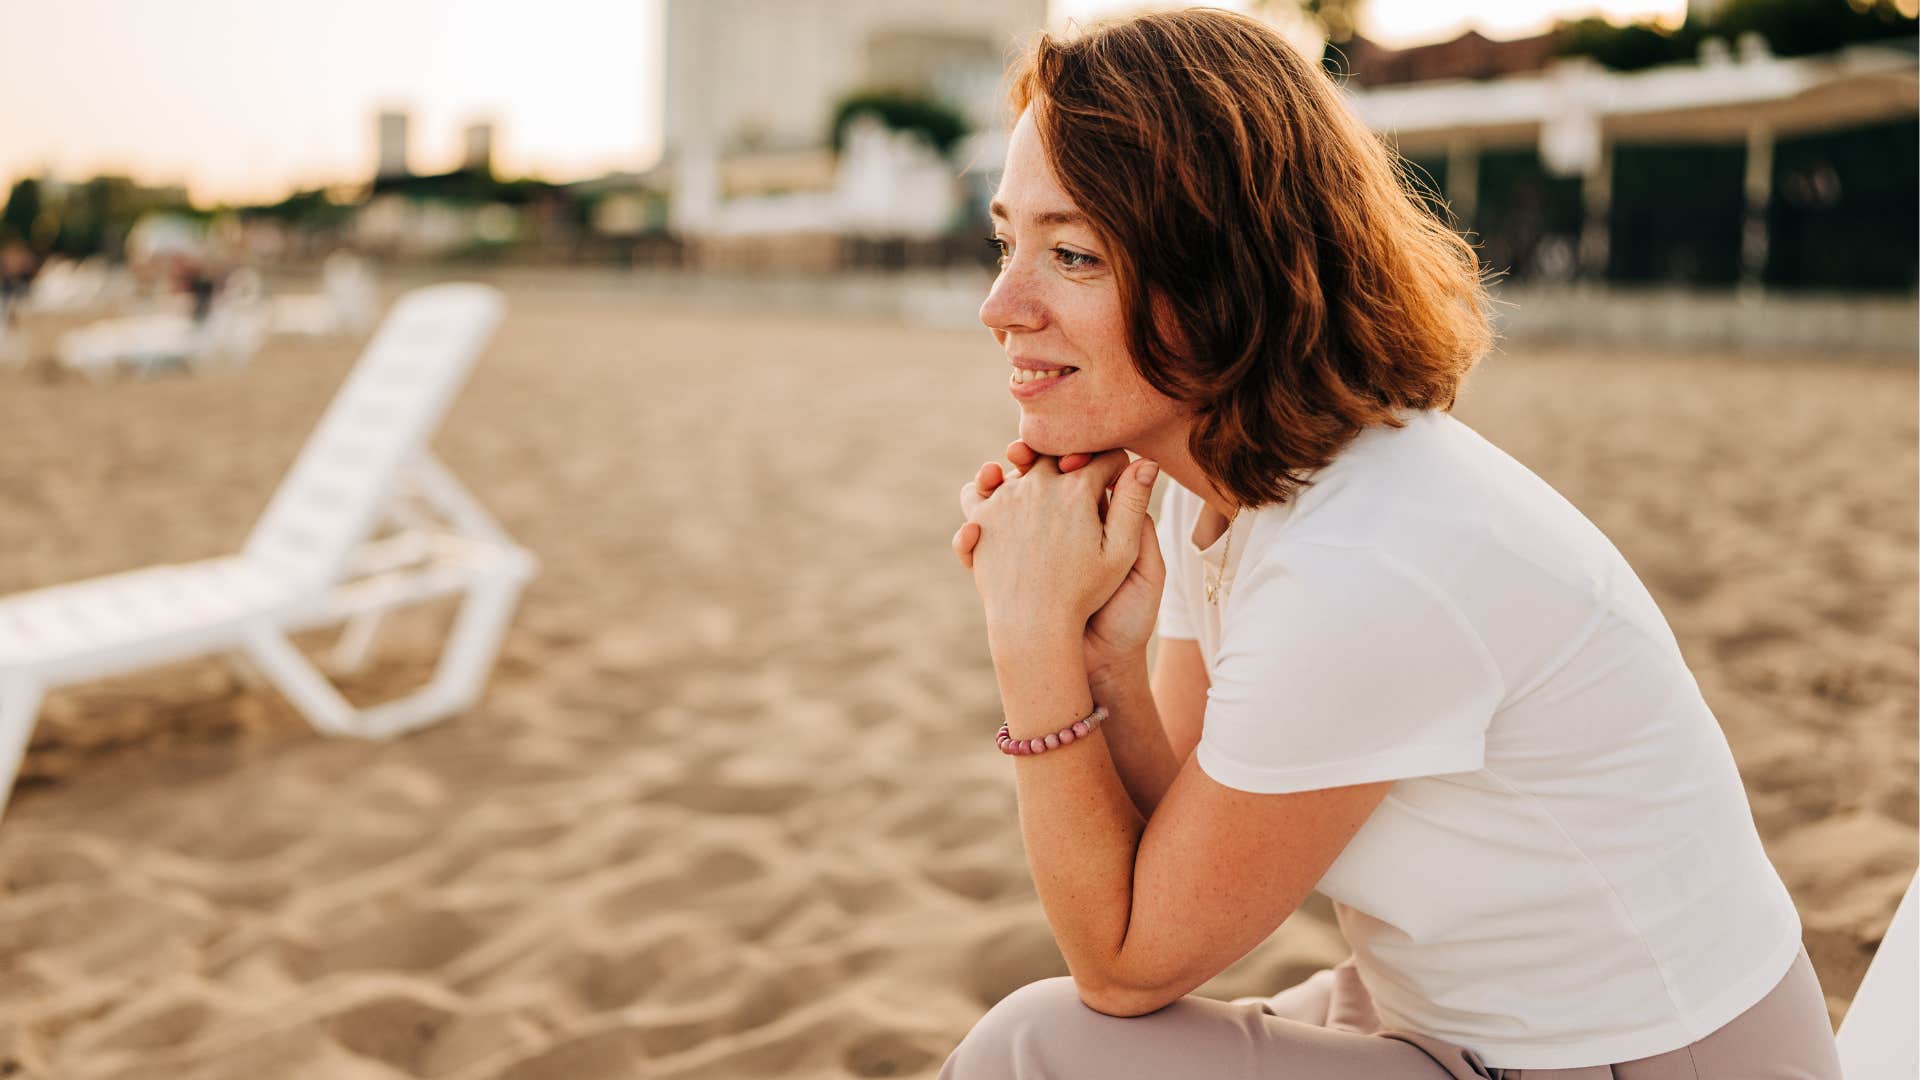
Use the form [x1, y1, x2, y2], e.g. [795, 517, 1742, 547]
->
[1071, 973, 1180, 1018]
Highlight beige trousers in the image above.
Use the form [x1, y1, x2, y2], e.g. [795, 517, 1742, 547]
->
[939, 945, 1842, 1079]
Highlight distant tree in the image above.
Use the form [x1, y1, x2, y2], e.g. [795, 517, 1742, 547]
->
[368, 168, 560, 206]
[52, 177, 117, 257]
[1296, 0, 1363, 45]
[1248, 0, 1365, 75]
[246, 187, 350, 226]
[829, 90, 970, 158]
[1554, 17, 1703, 70]
[46, 176, 193, 258]
[1558, 0, 1914, 71]
[1, 179, 42, 252]
[1712, 0, 1916, 57]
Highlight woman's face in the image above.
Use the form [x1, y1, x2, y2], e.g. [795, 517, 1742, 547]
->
[980, 109, 1188, 458]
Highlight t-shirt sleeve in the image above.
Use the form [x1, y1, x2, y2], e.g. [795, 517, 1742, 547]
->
[1154, 484, 1198, 641]
[1196, 540, 1502, 794]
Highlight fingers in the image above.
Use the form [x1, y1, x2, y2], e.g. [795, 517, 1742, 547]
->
[1134, 502, 1165, 583]
[952, 521, 981, 570]
[1008, 439, 1092, 474]
[1120, 458, 1159, 514]
[959, 479, 984, 519]
[1080, 448, 1134, 493]
[975, 460, 1005, 495]
[961, 460, 1012, 520]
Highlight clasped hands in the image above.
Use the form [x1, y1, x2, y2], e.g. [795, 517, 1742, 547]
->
[952, 440, 1165, 687]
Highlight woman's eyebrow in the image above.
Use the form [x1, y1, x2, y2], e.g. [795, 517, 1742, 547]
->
[989, 201, 1089, 228]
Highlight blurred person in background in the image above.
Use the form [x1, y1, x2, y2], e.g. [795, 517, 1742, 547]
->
[945, 10, 1842, 1079]
[0, 239, 35, 326]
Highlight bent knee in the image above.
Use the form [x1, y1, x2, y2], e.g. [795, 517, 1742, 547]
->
[941, 978, 1126, 1080]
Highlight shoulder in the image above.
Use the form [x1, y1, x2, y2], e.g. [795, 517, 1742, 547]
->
[1293, 409, 1496, 513]
[1255, 409, 1578, 577]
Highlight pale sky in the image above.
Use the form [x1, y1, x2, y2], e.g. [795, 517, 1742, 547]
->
[0, 0, 1684, 205]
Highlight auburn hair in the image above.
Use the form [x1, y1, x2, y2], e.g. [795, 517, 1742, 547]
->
[1006, 9, 1493, 508]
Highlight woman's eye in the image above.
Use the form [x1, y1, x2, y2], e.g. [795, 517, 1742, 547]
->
[1053, 247, 1098, 270]
[985, 237, 1098, 272]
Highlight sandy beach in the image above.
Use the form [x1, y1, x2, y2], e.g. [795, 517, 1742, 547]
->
[0, 272, 1913, 1079]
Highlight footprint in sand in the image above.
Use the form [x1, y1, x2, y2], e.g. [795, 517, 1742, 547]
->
[591, 845, 767, 922]
[646, 778, 812, 816]
[285, 908, 486, 979]
[965, 921, 1070, 1008]
[75, 991, 216, 1055]
[920, 849, 1028, 904]
[324, 992, 534, 1077]
[842, 1029, 945, 1077]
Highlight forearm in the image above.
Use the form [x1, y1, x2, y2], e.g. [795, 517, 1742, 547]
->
[1087, 662, 1180, 819]
[991, 625, 1147, 996]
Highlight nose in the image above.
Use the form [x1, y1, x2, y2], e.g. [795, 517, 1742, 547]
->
[979, 260, 1044, 336]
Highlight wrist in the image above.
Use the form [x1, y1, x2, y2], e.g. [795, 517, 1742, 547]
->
[987, 625, 1093, 738]
[1087, 653, 1151, 701]
[985, 612, 1080, 658]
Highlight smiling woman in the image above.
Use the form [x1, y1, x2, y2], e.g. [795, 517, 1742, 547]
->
[945, 9, 1844, 1080]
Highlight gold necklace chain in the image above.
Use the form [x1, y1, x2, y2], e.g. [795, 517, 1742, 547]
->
[1204, 509, 1239, 605]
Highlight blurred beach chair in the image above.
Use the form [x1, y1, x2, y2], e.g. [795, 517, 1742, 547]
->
[56, 288, 268, 380]
[1836, 870, 1918, 1079]
[25, 256, 125, 315]
[270, 252, 379, 337]
[0, 283, 536, 818]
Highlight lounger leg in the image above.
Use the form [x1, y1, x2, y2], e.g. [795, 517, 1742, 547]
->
[328, 612, 387, 675]
[0, 678, 46, 820]
[350, 571, 525, 738]
[246, 567, 528, 741]
[243, 630, 361, 737]
[429, 576, 520, 710]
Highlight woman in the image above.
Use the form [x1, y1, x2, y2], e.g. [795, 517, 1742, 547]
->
[942, 10, 1841, 1079]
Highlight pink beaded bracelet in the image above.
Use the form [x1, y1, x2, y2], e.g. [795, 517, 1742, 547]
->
[997, 705, 1109, 757]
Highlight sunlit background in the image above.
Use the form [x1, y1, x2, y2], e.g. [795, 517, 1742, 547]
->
[2, 0, 1699, 204]
[0, 4, 1913, 1079]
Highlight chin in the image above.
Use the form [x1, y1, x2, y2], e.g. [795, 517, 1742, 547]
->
[1017, 413, 1084, 458]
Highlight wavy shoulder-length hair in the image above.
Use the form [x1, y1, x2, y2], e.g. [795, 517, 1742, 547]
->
[1006, 9, 1493, 508]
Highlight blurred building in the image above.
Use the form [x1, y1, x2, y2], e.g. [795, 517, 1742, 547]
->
[662, 0, 1046, 265]
[353, 111, 570, 259]
[1342, 27, 1918, 292]
[377, 110, 411, 180]
[463, 122, 496, 174]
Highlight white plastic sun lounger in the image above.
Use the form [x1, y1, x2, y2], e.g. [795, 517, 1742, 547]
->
[24, 257, 112, 315]
[0, 282, 536, 818]
[57, 282, 269, 380]
[1836, 869, 1918, 1079]
[270, 252, 379, 337]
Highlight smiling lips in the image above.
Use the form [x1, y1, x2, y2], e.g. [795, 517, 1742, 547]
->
[1009, 365, 1078, 399]
[1011, 366, 1075, 384]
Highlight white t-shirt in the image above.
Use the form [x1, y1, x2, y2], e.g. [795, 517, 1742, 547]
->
[1155, 407, 1804, 1071]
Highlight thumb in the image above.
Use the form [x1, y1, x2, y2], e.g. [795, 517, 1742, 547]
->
[1103, 459, 1159, 561]
[952, 521, 981, 570]
[1134, 503, 1165, 585]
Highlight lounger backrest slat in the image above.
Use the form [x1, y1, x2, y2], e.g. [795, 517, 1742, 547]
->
[1836, 870, 1919, 1080]
[243, 284, 504, 588]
